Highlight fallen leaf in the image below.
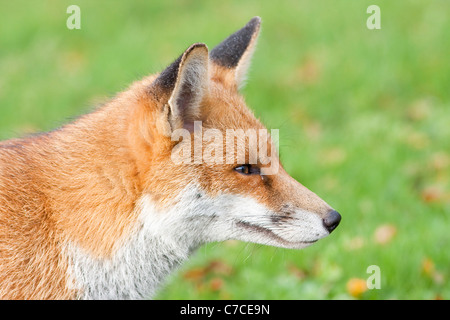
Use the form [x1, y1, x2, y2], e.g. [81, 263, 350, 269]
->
[405, 131, 430, 150]
[305, 121, 323, 141]
[421, 258, 445, 285]
[219, 291, 232, 299]
[183, 267, 207, 282]
[430, 152, 450, 171]
[406, 98, 432, 121]
[207, 260, 233, 276]
[344, 236, 365, 251]
[298, 57, 321, 85]
[288, 263, 307, 280]
[346, 278, 368, 298]
[183, 259, 233, 286]
[432, 271, 445, 285]
[374, 224, 397, 245]
[421, 258, 435, 275]
[209, 277, 224, 291]
[421, 186, 444, 203]
[320, 147, 347, 166]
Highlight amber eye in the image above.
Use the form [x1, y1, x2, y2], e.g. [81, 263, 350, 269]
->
[234, 164, 261, 175]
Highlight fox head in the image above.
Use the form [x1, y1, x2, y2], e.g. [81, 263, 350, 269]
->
[127, 17, 340, 251]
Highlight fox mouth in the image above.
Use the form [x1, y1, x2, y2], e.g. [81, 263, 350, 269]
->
[235, 220, 318, 247]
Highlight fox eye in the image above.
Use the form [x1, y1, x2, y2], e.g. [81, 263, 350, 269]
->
[234, 164, 260, 175]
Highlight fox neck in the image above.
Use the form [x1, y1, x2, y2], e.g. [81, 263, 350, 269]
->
[66, 223, 193, 300]
[67, 186, 216, 300]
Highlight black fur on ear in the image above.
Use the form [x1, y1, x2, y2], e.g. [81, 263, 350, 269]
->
[151, 43, 209, 134]
[153, 55, 183, 94]
[210, 17, 261, 88]
[210, 16, 261, 69]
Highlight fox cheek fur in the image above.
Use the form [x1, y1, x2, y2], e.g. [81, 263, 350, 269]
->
[0, 17, 340, 299]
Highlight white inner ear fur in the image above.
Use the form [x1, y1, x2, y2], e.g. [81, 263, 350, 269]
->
[168, 47, 209, 130]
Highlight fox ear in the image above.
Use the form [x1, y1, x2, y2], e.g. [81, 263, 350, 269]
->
[210, 16, 261, 89]
[153, 43, 209, 134]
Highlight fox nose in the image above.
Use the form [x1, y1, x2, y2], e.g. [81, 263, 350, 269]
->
[322, 210, 341, 233]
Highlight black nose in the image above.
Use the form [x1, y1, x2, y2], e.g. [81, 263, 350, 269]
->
[323, 210, 341, 233]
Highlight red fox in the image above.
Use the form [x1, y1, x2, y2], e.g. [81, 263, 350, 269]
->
[0, 17, 340, 299]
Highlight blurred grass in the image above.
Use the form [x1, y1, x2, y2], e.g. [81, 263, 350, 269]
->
[0, 0, 448, 299]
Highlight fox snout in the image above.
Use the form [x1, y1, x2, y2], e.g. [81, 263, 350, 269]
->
[252, 170, 342, 247]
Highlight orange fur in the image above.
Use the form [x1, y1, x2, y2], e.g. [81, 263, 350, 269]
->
[0, 17, 337, 299]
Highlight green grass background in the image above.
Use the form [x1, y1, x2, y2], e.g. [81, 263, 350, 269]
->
[0, 0, 448, 299]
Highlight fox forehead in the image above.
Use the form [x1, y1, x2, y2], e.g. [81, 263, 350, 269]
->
[202, 79, 265, 131]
